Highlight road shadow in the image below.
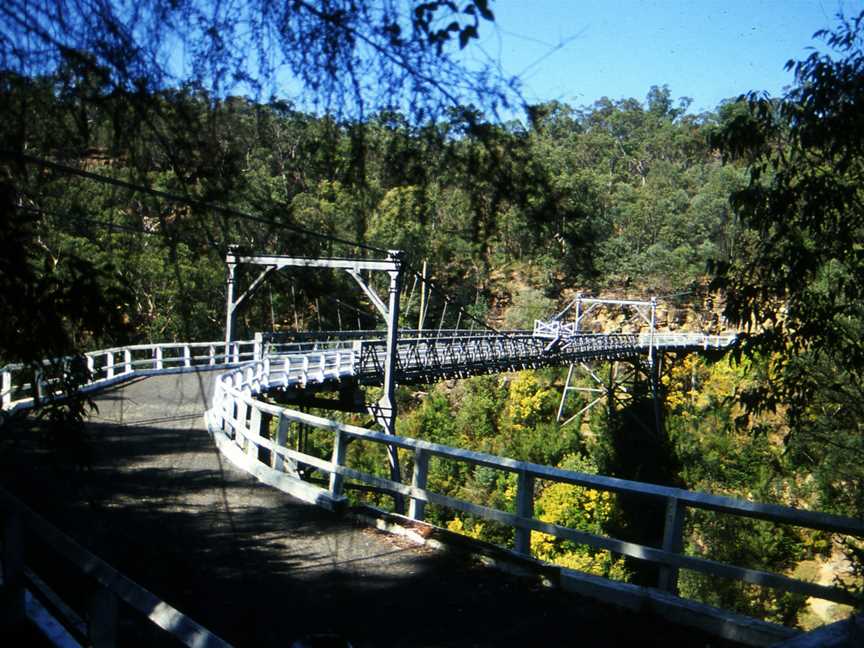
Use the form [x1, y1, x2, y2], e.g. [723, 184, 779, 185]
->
[0, 375, 744, 647]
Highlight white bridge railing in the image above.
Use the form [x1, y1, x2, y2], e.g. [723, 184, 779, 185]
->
[1, 340, 258, 412]
[533, 320, 737, 351]
[206, 357, 864, 617]
[2, 329, 738, 413]
[7, 330, 860, 640]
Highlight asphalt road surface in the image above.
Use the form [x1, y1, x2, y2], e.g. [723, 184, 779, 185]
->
[1, 370, 740, 647]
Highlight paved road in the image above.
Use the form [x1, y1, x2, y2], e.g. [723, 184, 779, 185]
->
[2, 371, 737, 647]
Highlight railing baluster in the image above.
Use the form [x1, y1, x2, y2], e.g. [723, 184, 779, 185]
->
[329, 429, 347, 497]
[124, 349, 132, 374]
[34, 367, 45, 401]
[273, 415, 290, 471]
[658, 496, 686, 593]
[235, 399, 248, 448]
[106, 352, 114, 379]
[88, 586, 118, 648]
[1, 369, 11, 408]
[155, 346, 163, 370]
[514, 470, 535, 555]
[183, 345, 191, 368]
[248, 406, 262, 460]
[409, 448, 429, 521]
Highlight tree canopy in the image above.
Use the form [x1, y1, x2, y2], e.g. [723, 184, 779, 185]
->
[0, 0, 518, 123]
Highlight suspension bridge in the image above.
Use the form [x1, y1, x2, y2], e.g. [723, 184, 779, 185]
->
[2, 250, 862, 648]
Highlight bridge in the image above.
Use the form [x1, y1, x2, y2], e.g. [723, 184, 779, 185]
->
[2, 254, 862, 647]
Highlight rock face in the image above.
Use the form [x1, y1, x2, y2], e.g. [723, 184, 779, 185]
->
[555, 285, 732, 336]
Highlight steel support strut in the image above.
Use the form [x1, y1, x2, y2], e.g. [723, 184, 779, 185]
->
[223, 248, 406, 511]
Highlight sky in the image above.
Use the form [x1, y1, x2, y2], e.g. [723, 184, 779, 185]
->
[471, 0, 863, 113]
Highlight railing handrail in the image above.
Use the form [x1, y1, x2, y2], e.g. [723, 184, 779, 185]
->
[207, 357, 864, 613]
[1, 339, 258, 411]
[0, 486, 232, 647]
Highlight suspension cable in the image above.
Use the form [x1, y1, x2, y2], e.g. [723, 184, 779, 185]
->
[2, 151, 389, 255]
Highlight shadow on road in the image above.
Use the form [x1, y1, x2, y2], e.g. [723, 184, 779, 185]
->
[0, 373, 741, 647]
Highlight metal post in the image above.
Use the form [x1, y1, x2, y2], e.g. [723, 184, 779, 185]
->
[379, 250, 404, 512]
[253, 332, 263, 362]
[1, 369, 11, 408]
[649, 297, 657, 369]
[418, 260, 427, 331]
[649, 297, 663, 436]
[557, 363, 576, 422]
[574, 292, 582, 331]
[224, 247, 238, 361]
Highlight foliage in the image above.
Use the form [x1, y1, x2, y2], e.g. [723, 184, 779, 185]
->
[531, 453, 628, 580]
[711, 11, 864, 597]
[5, 9, 864, 627]
[0, 0, 517, 124]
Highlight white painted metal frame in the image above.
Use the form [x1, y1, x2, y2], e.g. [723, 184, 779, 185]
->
[1, 340, 257, 412]
[206, 357, 864, 611]
[1, 487, 232, 647]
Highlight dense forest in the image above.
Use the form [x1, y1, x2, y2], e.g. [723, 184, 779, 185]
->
[1, 7, 862, 631]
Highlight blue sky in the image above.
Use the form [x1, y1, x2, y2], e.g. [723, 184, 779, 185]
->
[470, 0, 863, 113]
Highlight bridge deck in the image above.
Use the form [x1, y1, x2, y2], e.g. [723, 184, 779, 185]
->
[2, 371, 740, 647]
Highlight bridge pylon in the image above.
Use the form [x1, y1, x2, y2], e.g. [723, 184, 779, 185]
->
[537, 293, 660, 431]
[223, 247, 407, 511]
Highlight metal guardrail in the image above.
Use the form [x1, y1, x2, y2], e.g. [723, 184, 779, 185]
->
[1, 340, 258, 412]
[1, 487, 232, 647]
[534, 320, 738, 351]
[1, 330, 737, 412]
[207, 358, 864, 616]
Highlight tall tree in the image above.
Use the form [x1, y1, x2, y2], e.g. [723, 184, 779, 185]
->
[712, 11, 864, 589]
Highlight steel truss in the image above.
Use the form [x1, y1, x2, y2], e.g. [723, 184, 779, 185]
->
[535, 294, 659, 428]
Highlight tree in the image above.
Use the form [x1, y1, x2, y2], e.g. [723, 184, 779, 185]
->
[711, 11, 864, 591]
[0, 0, 517, 127]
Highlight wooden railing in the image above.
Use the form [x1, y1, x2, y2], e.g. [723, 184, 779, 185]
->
[208, 358, 864, 611]
[1, 487, 232, 647]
